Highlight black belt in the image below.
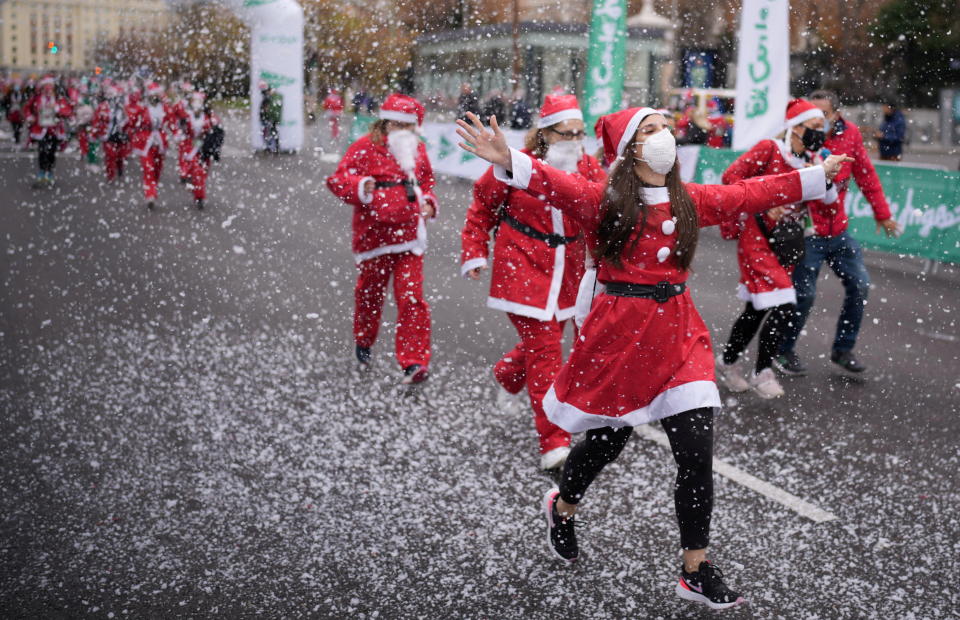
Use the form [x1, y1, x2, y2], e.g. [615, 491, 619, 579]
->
[501, 213, 580, 248]
[605, 281, 686, 303]
[376, 179, 418, 202]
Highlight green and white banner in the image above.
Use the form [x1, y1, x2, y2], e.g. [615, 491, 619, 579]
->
[224, 0, 305, 151]
[583, 0, 628, 136]
[733, 0, 789, 151]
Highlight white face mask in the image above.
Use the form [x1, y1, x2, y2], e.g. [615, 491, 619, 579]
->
[387, 129, 419, 174]
[544, 139, 583, 173]
[636, 128, 677, 175]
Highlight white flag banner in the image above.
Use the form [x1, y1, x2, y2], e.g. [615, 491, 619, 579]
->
[733, 0, 789, 151]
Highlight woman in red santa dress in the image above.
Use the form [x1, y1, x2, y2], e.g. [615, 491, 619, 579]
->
[460, 94, 606, 472]
[456, 108, 850, 610]
[128, 82, 177, 209]
[326, 94, 438, 384]
[24, 75, 72, 187]
[179, 91, 222, 209]
[715, 98, 840, 399]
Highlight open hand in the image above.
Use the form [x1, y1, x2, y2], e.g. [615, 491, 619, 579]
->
[876, 218, 902, 238]
[823, 154, 855, 181]
[456, 112, 511, 170]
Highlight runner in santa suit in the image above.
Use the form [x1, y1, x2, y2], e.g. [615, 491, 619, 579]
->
[456, 108, 851, 610]
[173, 81, 194, 184]
[24, 76, 72, 187]
[715, 98, 841, 399]
[181, 91, 221, 209]
[98, 85, 133, 182]
[4, 79, 27, 144]
[321, 88, 344, 142]
[460, 94, 606, 472]
[128, 82, 176, 209]
[326, 94, 438, 384]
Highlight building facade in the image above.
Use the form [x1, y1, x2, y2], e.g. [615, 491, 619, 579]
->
[0, 0, 171, 73]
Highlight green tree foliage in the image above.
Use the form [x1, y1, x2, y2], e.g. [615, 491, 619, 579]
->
[95, 3, 249, 96]
[872, 0, 960, 106]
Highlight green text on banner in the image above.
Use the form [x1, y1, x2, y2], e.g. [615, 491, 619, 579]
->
[583, 0, 628, 136]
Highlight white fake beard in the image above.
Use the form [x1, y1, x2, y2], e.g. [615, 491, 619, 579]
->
[544, 139, 583, 173]
[387, 129, 419, 174]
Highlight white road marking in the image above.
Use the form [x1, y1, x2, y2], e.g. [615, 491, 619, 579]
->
[635, 424, 838, 523]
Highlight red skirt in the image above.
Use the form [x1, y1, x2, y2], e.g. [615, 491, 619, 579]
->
[543, 290, 721, 432]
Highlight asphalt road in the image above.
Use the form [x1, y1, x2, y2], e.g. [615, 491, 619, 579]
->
[1, 116, 959, 619]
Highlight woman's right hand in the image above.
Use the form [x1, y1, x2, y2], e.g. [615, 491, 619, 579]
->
[467, 266, 487, 281]
[822, 153, 855, 181]
[363, 179, 376, 196]
[456, 112, 512, 170]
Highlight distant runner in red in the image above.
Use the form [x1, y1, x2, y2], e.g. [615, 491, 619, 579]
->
[322, 88, 344, 142]
[128, 82, 176, 209]
[24, 75, 72, 187]
[180, 91, 222, 209]
[460, 94, 606, 472]
[326, 94, 438, 385]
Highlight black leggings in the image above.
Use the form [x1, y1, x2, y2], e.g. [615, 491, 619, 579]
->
[558, 407, 714, 550]
[722, 302, 796, 373]
[38, 134, 60, 173]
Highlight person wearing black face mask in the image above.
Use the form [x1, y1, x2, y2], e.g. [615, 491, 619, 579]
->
[716, 98, 841, 399]
[772, 90, 902, 378]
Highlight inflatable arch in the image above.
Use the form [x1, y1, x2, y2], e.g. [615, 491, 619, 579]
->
[221, 0, 304, 152]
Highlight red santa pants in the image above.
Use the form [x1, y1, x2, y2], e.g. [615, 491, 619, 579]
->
[103, 140, 128, 181]
[506, 313, 573, 454]
[186, 156, 209, 200]
[354, 251, 431, 369]
[328, 115, 340, 140]
[178, 140, 192, 179]
[140, 146, 164, 200]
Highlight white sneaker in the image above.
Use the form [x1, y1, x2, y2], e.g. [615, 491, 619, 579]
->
[750, 367, 785, 399]
[540, 446, 570, 471]
[715, 354, 750, 393]
[495, 385, 525, 416]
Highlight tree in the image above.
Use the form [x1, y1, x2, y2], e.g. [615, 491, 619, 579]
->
[872, 0, 960, 107]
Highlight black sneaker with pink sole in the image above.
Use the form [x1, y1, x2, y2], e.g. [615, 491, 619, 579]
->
[676, 561, 745, 610]
[542, 487, 579, 562]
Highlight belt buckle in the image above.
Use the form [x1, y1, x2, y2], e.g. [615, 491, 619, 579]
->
[545, 235, 562, 248]
[653, 280, 672, 303]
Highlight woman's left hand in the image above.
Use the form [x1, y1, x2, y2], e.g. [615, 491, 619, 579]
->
[456, 112, 512, 170]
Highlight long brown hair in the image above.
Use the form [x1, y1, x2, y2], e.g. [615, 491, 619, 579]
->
[524, 127, 548, 158]
[368, 119, 390, 145]
[595, 157, 700, 271]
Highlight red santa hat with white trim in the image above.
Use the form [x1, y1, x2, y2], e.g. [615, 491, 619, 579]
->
[537, 94, 583, 128]
[784, 98, 824, 129]
[379, 93, 425, 126]
[598, 106, 660, 166]
[39, 75, 56, 87]
[146, 82, 164, 97]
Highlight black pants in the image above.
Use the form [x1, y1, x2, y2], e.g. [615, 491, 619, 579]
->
[722, 302, 796, 373]
[11, 121, 23, 144]
[38, 134, 60, 173]
[558, 407, 714, 550]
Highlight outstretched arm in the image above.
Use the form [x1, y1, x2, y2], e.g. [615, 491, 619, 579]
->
[456, 112, 605, 227]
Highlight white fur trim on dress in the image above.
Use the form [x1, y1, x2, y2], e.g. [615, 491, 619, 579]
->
[543, 380, 722, 433]
[736, 283, 797, 310]
[461, 257, 487, 277]
[354, 216, 427, 264]
[493, 148, 534, 190]
[574, 268, 600, 329]
[538, 108, 583, 128]
[640, 186, 669, 204]
[797, 166, 827, 202]
[379, 110, 419, 125]
[823, 183, 839, 205]
[358, 176, 375, 205]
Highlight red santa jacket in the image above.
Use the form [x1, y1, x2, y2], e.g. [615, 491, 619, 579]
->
[323, 93, 344, 114]
[25, 93, 72, 141]
[720, 138, 840, 309]
[127, 101, 177, 156]
[815, 115, 892, 237]
[461, 150, 606, 321]
[326, 133, 438, 263]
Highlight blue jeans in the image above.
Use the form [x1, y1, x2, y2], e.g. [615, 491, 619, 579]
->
[779, 231, 870, 355]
